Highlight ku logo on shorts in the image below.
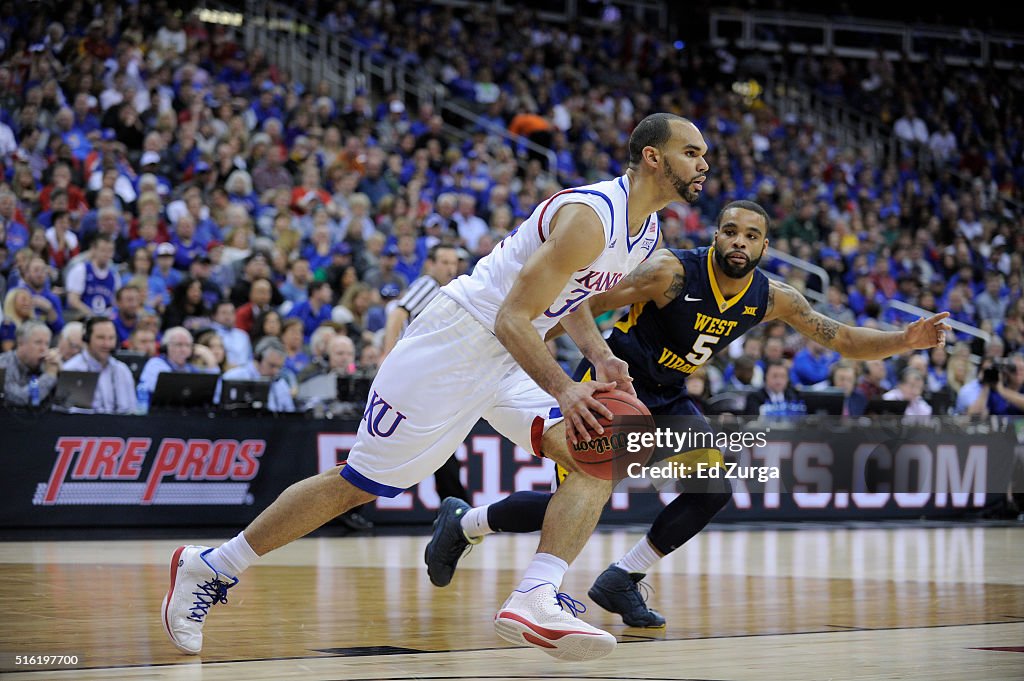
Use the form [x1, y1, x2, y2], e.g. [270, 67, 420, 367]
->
[363, 391, 407, 438]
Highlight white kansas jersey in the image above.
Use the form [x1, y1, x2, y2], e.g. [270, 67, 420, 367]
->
[444, 174, 661, 337]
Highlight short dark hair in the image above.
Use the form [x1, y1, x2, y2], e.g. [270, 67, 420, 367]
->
[307, 280, 331, 296]
[716, 200, 771, 235]
[764, 358, 789, 375]
[628, 113, 687, 167]
[428, 244, 457, 261]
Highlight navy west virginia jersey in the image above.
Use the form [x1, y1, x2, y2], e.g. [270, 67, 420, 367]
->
[603, 246, 770, 410]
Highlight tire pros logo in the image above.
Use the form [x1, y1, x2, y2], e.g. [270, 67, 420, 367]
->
[35, 436, 265, 506]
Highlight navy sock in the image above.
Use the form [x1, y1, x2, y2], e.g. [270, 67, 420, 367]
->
[647, 480, 732, 555]
[486, 490, 551, 533]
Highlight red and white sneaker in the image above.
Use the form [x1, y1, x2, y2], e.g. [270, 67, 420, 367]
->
[494, 582, 617, 661]
[160, 545, 238, 654]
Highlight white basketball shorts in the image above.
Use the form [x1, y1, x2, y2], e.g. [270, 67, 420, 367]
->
[341, 293, 563, 497]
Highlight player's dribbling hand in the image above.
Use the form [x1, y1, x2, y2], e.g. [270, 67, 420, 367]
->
[594, 356, 635, 397]
[558, 381, 616, 445]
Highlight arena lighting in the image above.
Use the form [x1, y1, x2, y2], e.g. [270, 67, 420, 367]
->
[194, 9, 311, 34]
[196, 8, 244, 26]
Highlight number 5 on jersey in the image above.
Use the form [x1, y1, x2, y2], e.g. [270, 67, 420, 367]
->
[684, 333, 720, 366]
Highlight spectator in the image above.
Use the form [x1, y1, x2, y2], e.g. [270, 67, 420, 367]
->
[813, 285, 856, 326]
[126, 325, 158, 357]
[194, 329, 229, 373]
[974, 271, 1008, 323]
[251, 143, 293, 196]
[17, 256, 64, 334]
[216, 336, 295, 412]
[745, 359, 807, 417]
[893, 106, 928, 150]
[61, 317, 136, 414]
[279, 257, 313, 305]
[287, 281, 334, 342]
[882, 367, 933, 416]
[968, 354, 1024, 416]
[790, 340, 839, 388]
[235, 277, 274, 335]
[44, 209, 80, 270]
[280, 317, 310, 376]
[453, 194, 489, 252]
[250, 308, 283, 345]
[296, 324, 338, 382]
[162, 278, 211, 332]
[138, 326, 211, 393]
[57, 321, 85, 362]
[830, 360, 866, 417]
[0, 320, 60, 407]
[723, 355, 760, 391]
[211, 301, 252, 367]
[1, 288, 35, 351]
[856, 359, 891, 401]
[170, 214, 206, 272]
[65, 234, 121, 318]
[111, 284, 144, 344]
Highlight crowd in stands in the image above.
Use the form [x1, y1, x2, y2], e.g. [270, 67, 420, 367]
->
[0, 1, 1022, 419]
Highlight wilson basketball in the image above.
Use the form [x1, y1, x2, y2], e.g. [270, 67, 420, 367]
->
[567, 389, 656, 481]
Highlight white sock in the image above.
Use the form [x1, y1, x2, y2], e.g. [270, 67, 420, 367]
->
[516, 553, 569, 592]
[460, 505, 492, 539]
[205, 532, 259, 578]
[615, 537, 661, 575]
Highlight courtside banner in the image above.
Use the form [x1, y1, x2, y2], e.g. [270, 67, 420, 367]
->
[0, 411, 319, 527]
[1, 412, 1016, 527]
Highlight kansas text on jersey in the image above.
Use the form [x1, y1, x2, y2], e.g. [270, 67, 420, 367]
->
[444, 174, 661, 336]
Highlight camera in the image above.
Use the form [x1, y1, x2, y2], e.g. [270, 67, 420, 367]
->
[983, 359, 1015, 387]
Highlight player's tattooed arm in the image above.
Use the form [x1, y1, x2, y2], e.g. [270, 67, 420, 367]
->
[588, 249, 685, 316]
[765, 280, 951, 359]
[664, 268, 687, 302]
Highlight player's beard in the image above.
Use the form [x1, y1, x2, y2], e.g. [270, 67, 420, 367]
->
[714, 243, 762, 279]
[664, 159, 701, 204]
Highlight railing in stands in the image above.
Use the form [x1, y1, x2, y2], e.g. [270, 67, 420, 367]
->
[767, 246, 830, 293]
[708, 10, 1024, 69]
[883, 300, 991, 346]
[242, 0, 557, 173]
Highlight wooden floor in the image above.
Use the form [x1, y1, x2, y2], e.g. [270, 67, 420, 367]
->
[0, 524, 1022, 680]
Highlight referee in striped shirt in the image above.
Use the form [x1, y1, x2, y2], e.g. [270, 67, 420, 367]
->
[380, 243, 466, 502]
[381, 244, 460, 359]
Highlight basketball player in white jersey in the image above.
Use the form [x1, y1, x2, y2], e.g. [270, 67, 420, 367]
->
[161, 113, 710, 662]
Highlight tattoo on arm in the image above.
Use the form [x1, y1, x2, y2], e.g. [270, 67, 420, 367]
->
[795, 295, 840, 346]
[766, 285, 775, 317]
[778, 282, 841, 348]
[665, 273, 686, 301]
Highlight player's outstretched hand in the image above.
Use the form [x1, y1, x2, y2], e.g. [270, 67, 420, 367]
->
[594, 356, 636, 397]
[558, 381, 616, 445]
[904, 311, 952, 350]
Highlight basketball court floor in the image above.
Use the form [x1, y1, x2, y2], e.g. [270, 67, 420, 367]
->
[1, 524, 1022, 680]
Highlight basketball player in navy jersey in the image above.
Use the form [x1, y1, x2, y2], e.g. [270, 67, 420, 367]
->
[426, 200, 951, 627]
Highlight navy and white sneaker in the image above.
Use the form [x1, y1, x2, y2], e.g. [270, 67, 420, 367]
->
[424, 497, 480, 587]
[588, 564, 666, 628]
[161, 545, 238, 654]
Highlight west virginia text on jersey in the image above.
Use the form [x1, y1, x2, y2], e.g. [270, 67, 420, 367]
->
[609, 246, 769, 389]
